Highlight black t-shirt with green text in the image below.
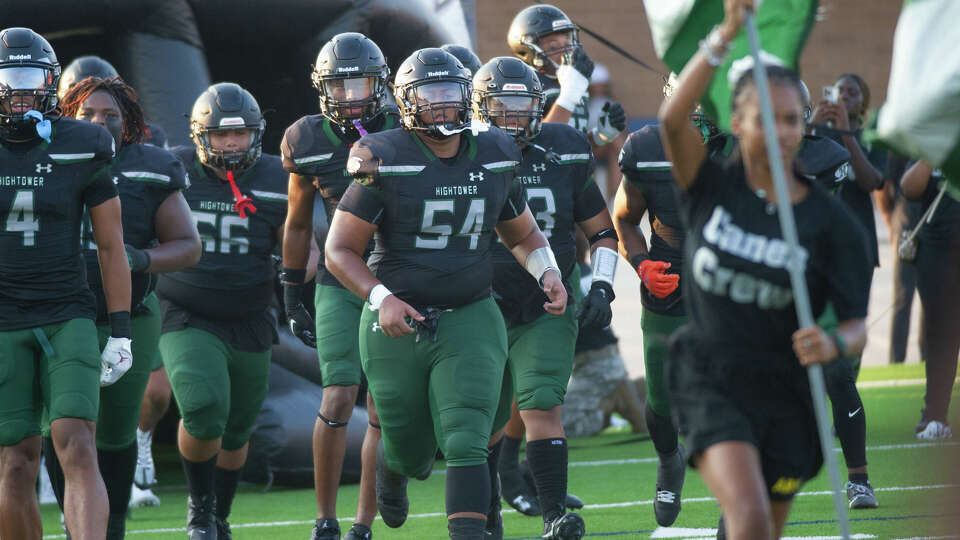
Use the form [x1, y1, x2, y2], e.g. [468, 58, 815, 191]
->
[0, 118, 117, 330]
[338, 127, 526, 310]
[490, 123, 605, 325]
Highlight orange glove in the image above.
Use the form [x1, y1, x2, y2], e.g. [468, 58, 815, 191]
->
[637, 259, 680, 299]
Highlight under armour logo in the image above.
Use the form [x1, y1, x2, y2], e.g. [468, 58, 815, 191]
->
[112, 176, 119, 185]
[834, 162, 851, 182]
[371, 322, 381, 333]
[35, 163, 52, 173]
[532, 163, 546, 173]
[468, 171, 485, 182]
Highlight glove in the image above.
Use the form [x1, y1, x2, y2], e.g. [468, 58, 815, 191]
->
[100, 336, 133, 387]
[555, 46, 593, 112]
[125, 244, 151, 272]
[592, 101, 626, 145]
[284, 283, 317, 348]
[637, 259, 680, 299]
[576, 281, 614, 329]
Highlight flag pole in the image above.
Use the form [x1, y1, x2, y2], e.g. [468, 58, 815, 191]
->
[743, 10, 852, 540]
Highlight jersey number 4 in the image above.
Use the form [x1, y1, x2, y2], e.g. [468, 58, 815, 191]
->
[4, 190, 40, 246]
[192, 211, 250, 254]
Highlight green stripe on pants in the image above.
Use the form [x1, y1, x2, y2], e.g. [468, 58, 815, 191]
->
[360, 297, 507, 475]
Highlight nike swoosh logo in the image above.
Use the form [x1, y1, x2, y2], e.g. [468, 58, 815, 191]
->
[848, 407, 862, 418]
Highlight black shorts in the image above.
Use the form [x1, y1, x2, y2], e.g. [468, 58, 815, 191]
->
[666, 325, 824, 501]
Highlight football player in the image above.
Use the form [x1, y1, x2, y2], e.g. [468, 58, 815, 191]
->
[38, 76, 200, 539]
[158, 82, 287, 540]
[325, 48, 565, 540]
[0, 27, 131, 540]
[279, 32, 397, 540]
[507, 4, 625, 145]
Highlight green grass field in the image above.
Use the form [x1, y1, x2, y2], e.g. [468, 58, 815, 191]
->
[40, 363, 960, 539]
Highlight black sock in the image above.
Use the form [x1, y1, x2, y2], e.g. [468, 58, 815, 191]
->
[849, 472, 869, 484]
[525, 438, 567, 523]
[487, 439, 504, 508]
[645, 403, 679, 456]
[826, 363, 868, 469]
[447, 517, 485, 540]
[180, 453, 217, 499]
[98, 443, 138, 518]
[499, 435, 521, 474]
[41, 437, 66, 511]
[214, 467, 241, 520]
[446, 464, 490, 516]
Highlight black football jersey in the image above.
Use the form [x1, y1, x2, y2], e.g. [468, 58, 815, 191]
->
[338, 127, 526, 310]
[80, 143, 188, 320]
[539, 72, 590, 135]
[160, 147, 287, 293]
[0, 118, 117, 330]
[680, 155, 871, 359]
[490, 123, 605, 325]
[280, 110, 399, 286]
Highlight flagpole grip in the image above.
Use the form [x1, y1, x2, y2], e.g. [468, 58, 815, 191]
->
[743, 10, 852, 540]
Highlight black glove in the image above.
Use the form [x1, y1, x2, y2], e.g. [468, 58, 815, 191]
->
[567, 46, 595, 80]
[575, 281, 614, 329]
[125, 244, 151, 273]
[604, 101, 627, 132]
[283, 283, 317, 348]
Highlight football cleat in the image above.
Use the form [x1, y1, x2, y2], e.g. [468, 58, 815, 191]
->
[135, 428, 157, 488]
[846, 481, 879, 509]
[343, 523, 372, 540]
[542, 512, 585, 540]
[216, 517, 232, 540]
[376, 442, 409, 528]
[917, 420, 952, 440]
[502, 460, 540, 516]
[129, 484, 161, 507]
[185, 494, 217, 540]
[310, 518, 340, 540]
[485, 497, 504, 540]
[654, 444, 686, 526]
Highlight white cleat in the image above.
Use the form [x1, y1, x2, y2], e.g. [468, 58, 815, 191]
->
[129, 483, 161, 507]
[134, 428, 157, 488]
[917, 420, 952, 441]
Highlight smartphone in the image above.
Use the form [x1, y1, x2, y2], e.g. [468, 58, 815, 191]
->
[823, 85, 839, 104]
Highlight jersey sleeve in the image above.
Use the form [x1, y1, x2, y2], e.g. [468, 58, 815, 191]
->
[280, 118, 314, 175]
[824, 198, 872, 321]
[82, 128, 119, 207]
[498, 176, 528, 222]
[337, 181, 385, 224]
[619, 126, 671, 191]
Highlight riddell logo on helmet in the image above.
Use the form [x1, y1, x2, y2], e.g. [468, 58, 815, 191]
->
[552, 20, 571, 28]
[502, 84, 528, 91]
[337, 66, 360, 73]
[8, 54, 31, 60]
[428, 71, 450, 77]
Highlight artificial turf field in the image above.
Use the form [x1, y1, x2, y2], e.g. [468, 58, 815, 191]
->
[39, 363, 960, 539]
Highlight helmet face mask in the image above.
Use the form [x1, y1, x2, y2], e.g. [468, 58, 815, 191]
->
[190, 83, 265, 173]
[311, 32, 390, 129]
[524, 29, 579, 71]
[0, 27, 61, 138]
[472, 57, 545, 142]
[394, 48, 473, 140]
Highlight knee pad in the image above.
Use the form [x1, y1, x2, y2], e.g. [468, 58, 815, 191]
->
[439, 429, 488, 468]
[176, 378, 226, 441]
[517, 386, 564, 412]
[49, 392, 98, 424]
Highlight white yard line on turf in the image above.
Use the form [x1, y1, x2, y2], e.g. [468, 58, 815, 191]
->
[856, 377, 959, 389]
[650, 528, 876, 539]
[42, 483, 960, 538]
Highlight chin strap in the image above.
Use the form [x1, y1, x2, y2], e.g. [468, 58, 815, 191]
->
[225, 170, 257, 218]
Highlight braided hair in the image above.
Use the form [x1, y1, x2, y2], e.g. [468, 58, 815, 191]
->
[60, 76, 147, 145]
[731, 64, 804, 115]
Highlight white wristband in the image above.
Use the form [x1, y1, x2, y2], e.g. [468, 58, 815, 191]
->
[525, 247, 560, 285]
[591, 246, 619, 287]
[367, 284, 393, 310]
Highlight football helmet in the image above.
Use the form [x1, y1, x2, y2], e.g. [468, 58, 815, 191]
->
[472, 57, 544, 141]
[0, 27, 60, 138]
[393, 48, 472, 140]
[58, 55, 119, 98]
[311, 32, 390, 128]
[507, 4, 580, 70]
[439, 44, 482, 76]
[189, 82, 265, 172]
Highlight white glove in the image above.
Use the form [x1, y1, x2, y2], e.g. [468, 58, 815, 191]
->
[100, 336, 133, 387]
[555, 67, 590, 113]
[591, 102, 626, 145]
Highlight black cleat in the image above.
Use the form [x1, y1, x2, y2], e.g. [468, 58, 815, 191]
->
[343, 523, 372, 540]
[518, 458, 585, 511]
[310, 518, 340, 540]
[186, 494, 217, 540]
[653, 444, 686, 526]
[564, 493, 584, 510]
[376, 442, 409, 528]
[542, 512, 585, 540]
[716, 514, 725, 540]
[485, 497, 504, 540]
[501, 460, 540, 516]
[216, 517, 232, 540]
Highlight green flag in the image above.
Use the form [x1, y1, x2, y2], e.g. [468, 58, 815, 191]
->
[644, 0, 818, 131]
[870, 0, 960, 192]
